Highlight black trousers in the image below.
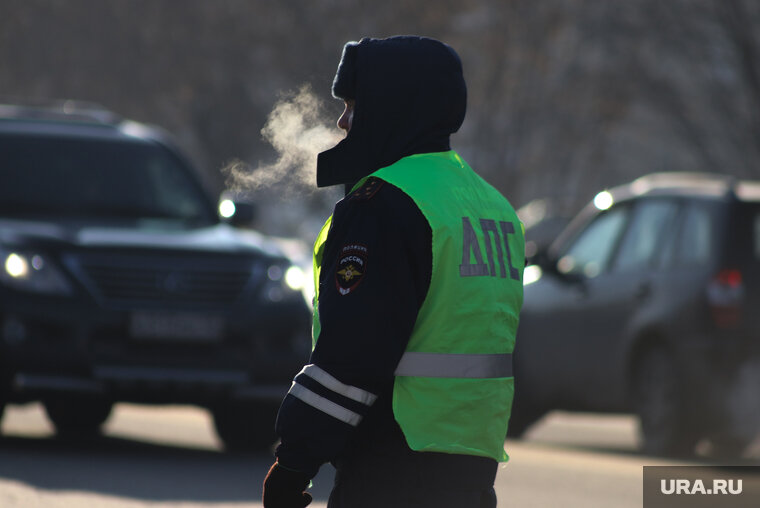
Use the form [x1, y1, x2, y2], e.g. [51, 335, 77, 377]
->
[327, 428, 498, 508]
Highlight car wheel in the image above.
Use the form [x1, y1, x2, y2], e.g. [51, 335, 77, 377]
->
[632, 346, 698, 456]
[707, 434, 753, 459]
[44, 398, 113, 437]
[212, 402, 279, 453]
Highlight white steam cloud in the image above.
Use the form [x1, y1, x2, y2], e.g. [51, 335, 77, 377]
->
[224, 85, 342, 195]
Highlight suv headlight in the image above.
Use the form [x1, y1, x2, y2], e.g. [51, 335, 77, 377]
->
[0, 248, 73, 295]
[260, 263, 307, 302]
[284, 265, 306, 291]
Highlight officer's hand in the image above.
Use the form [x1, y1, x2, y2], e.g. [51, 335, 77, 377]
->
[262, 462, 313, 508]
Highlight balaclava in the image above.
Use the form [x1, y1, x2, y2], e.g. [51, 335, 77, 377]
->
[316, 36, 467, 191]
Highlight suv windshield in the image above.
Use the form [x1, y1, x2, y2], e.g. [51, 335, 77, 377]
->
[0, 133, 216, 225]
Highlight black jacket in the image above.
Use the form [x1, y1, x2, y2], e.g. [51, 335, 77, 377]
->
[275, 177, 431, 477]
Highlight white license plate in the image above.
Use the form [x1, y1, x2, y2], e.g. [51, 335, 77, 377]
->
[129, 312, 225, 342]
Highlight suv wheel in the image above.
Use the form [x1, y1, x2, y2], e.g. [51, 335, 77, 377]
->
[0, 364, 9, 432]
[507, 394, 545, 438]
[212, 402, 279, 453]
[632, 347, 698, 456]
[44, 398, 113, 437]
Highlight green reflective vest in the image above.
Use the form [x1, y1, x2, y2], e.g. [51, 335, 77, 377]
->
[312, 151, 524, 462]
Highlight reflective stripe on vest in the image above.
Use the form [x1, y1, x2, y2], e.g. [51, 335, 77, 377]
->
[394, 352, 513, 378]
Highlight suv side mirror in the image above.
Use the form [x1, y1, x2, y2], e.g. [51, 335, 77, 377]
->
[535, 251, 587, 286]
[529, 248, 552, 270]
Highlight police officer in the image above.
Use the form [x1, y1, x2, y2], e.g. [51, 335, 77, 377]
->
[263, 35, 525, 508]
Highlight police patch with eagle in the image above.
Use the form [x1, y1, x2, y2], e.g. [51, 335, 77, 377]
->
[335, 244, 368, 295]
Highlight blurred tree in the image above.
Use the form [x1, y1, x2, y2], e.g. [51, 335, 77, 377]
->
[1, 0, 758, 237]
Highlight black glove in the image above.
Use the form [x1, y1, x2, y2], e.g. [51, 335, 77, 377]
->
[262, 462, 313, 508]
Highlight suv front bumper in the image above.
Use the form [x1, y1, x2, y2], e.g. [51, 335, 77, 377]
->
[1, 292, 310, 406]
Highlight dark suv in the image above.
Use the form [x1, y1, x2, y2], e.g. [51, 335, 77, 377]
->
[0, 102, 311, 450]
[512, 172, 760, 457]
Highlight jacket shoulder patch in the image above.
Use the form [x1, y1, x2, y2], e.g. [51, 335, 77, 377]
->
[350, 178, 384, 201]
[335, 244, 368, 295]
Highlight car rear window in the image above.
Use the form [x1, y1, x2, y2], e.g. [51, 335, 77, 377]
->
[613, 199, 679, 272]
[679, 202, 715, 264]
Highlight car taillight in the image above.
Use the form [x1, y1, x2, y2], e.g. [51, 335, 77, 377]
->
[707, 268, 744, 328]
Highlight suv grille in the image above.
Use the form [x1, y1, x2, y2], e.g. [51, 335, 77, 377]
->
[72, 256, 255, 308]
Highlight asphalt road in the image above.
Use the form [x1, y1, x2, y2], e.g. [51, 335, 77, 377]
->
[0, 403, 757, 507]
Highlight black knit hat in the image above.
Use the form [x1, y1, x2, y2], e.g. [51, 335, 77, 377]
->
[331, 41, 360, 99]
[318, 36, 466, 189]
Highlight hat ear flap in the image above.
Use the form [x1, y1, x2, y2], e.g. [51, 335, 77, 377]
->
[332, 41, 360, 100]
